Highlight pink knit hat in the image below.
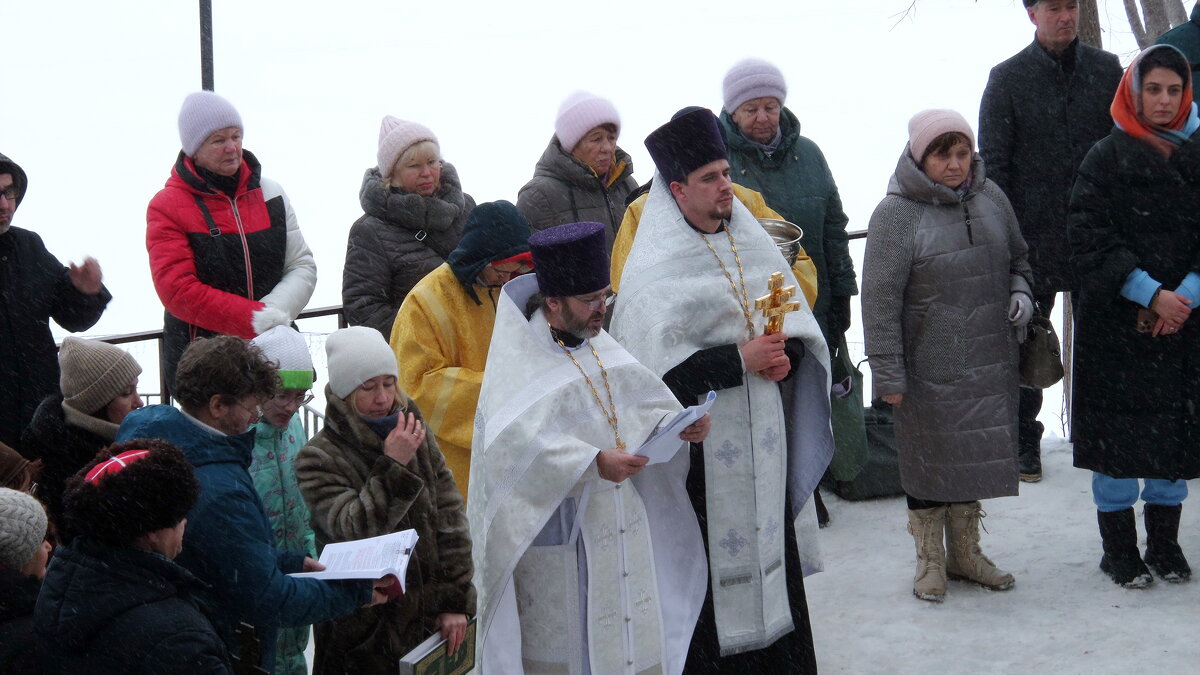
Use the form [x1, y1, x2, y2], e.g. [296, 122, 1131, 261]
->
[377, 116, 438, 177]
[555, 91, 620, 153]
[907, 109, 975, 162]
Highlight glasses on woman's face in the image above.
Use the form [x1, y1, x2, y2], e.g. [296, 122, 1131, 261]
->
[489, 262, 532, 279]
[275, 391, 315, 407]
[573, 291, 616, 311]
[235, 400, 263, 419]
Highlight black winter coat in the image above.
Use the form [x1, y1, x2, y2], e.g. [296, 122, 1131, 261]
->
[0, 154, 111, 454]
[34, 537, 233, 674]
[1068, 129, 1200, 480]
[342, 165, 474, 337]
[979, 38, 1122, 293]
[20, 394, 112, 529]
[0, 568, 41, 672]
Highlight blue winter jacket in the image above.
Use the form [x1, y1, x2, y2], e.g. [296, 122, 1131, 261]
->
[116, 405, 370, 672]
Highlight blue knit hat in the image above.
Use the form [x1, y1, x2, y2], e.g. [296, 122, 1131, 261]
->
[529, 222, 609, 297]
[644, 108, 728, 185]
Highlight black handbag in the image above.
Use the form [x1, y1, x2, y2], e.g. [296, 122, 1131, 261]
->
[1019, 314, 1064, 389]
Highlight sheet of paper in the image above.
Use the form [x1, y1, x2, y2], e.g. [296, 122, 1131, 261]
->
[634, 390, 717, 465]
[290, 529, 419, 591]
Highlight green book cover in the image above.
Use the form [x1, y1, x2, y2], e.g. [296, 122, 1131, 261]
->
[399, 617, 476, 675]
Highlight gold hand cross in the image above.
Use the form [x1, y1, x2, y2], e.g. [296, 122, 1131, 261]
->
[754, 272, 801, 335]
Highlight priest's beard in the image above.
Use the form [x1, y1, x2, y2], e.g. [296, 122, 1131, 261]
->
[709, 203, 732, 222]
[559, 302, 603, 339]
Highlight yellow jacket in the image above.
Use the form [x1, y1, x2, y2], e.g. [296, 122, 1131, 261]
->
[389, 263, 498, 498]
[610, 183, 819, 308]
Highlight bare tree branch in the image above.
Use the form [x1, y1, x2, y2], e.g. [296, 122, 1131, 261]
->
[1125, 0, 1152, 48]
[1166, 0, 1189, 27]
[1143, 0, 1174, 39]
[1080, 0, 1104, 48]
[890, 0, 919, 30]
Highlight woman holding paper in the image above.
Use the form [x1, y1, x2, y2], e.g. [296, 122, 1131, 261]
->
[296, 326, 475, 674]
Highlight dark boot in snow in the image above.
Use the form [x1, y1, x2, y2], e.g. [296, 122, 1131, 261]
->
[1018, 444, 1042, 483]
[1144, 503, 1191, 583]
[1097, 508, 1153, 588]
[815, 489, 830, 528]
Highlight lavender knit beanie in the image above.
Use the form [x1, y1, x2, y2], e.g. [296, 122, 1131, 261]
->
[555, 91, 620, 153]
[907, 109, 975, 162]
[377, 116, 438, 178]
[722, 58, 788, 113]
[178, 91, 243, 157]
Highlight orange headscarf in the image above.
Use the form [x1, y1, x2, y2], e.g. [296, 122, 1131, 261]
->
[1111, 45, 1196, 158]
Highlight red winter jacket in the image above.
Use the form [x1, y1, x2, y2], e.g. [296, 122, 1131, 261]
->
[146, 151, 315, 387]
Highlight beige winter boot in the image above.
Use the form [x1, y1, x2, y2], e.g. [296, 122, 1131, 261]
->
[945, 501, 1015, 591]
[907, 506, 948, 602]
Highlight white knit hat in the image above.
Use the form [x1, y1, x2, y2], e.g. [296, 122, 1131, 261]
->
[178, 91, 243, 157]
[554, 91, 620, 153]
[251, 326, 315, 390]
[722, 58, 788, 113]
[0, 488, 47, 569]
[59, 337, 142, 416]
[325, 326, 399, 399]
[907, 109, 976, 162]
[377, 116, 438, 177]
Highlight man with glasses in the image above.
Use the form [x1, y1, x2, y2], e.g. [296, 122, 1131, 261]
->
[610, 109, 832, 673]
[248, 325, 318, 675]
[117, 335, 387, 673]
[0, 152, 110, 452]
[390, 201, 533, 498]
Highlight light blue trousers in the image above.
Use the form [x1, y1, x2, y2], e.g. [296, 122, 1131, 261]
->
[1092, 472, 1188, 512]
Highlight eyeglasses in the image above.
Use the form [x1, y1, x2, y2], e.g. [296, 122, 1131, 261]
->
[0, 186, 17, 202]
[489, 262, 532, 278]
[275, 392, 315, 406]
[573, 292, 616, 311]
[235, 400, 262, 419]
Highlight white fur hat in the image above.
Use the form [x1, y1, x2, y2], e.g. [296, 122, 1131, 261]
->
[554, 91, 620, 153]
[325, 327, 399, 399]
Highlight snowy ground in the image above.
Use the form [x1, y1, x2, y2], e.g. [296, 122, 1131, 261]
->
[807, 436, 1200, 674]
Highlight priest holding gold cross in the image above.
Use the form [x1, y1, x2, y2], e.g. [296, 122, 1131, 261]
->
[610, 108, 833, 673]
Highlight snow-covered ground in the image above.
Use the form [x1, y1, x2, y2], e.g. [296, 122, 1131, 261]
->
[808, 436, 1200, 674]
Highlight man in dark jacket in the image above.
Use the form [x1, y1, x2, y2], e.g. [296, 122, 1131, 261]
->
[116, 336, 384, 673]
[1157, 2, 1200, 71]
[978, 0, 1122, 482]
[35, 441, 232, 674]
[717, 59, 857, 345]
[0, 153, 111, 452]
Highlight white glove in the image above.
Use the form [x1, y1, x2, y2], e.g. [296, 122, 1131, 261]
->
[1008, 292, 1033, 328]
[252, 305, 291, 335]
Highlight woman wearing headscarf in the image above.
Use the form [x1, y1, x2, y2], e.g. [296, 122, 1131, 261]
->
[862, 109, 1033, 603]
[517, 91, 638, 251]
[1068, 44, 1200, 589]
[296, 327, 474, 674]
[146, 91, 317, 394]
[20, 337, 142, 528]
[342, 117, 475, 337]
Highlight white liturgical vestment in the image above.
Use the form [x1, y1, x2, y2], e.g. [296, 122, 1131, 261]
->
[610, 175, 834, 656]
[469, 273, 707, 675]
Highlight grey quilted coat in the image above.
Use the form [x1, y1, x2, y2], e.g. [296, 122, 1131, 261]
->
[862, 148, 1032, 502]
[516, 136, 638, 252]
[342, 164, 475, 336]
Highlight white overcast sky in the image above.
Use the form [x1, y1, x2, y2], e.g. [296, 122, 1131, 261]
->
[1, 0, 1146, 340]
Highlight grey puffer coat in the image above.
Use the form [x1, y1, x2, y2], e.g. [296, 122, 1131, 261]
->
[516, 137, 638, 252]
[862, 149, 1032, 502]
[342, 164, 475, 337]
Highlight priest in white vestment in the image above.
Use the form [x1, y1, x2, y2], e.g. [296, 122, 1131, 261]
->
[609, 108, 834, 672]
[468, 221, 711, 675]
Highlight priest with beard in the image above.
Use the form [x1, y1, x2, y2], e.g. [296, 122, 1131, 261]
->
[609, 108, 833, 673]
[468, 221, 711, 675]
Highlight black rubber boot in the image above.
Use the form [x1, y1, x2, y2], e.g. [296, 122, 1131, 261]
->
[1097, 508, 1153, 588]
[1144, 504, 1191, 583]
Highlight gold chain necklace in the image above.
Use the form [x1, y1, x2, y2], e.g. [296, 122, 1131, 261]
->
[700, 226, 756, 340]
[550, 326, 626, 450]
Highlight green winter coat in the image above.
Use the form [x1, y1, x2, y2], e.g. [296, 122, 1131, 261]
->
[250, 414, 315, 675]
[719, 107, 857, 336]
[1157, 4, 1200, 70]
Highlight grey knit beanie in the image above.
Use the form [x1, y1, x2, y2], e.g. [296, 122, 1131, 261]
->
[59, 337, 142, 417]
[178, 91, 243, 157]
[325, 326, 399, 399]
[0, 488, 47, 569]
[723, 58, 788, 113]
